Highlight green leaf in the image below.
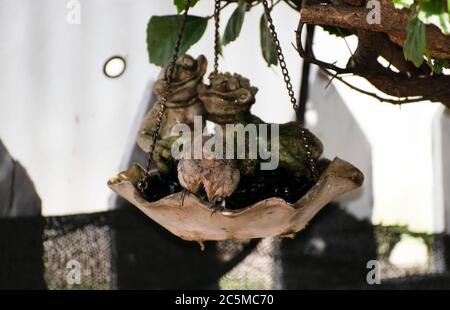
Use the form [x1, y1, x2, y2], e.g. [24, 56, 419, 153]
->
[393, 0, 414, 9]
[417, 0, 450, 35]
[320, 25, 353, 37]
[431, 59, 449, 74]
[147, 15, 208, 67]
[222, 0, 246, 46]
[403, 14, 426, 67]
[259, 14, 278, 66]
[174, 0, 199, 13]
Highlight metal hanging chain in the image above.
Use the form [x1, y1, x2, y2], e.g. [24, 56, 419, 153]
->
[138, 0, 192, 192]
[212, 0, 221, 77]
[261, 0, 319, 181]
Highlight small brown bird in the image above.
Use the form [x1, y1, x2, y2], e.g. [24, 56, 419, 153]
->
[177, 157, 203, 205]
[200, 157, 240, 211]
[177, 137, 240, 211]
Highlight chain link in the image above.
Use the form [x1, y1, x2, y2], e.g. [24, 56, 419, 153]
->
[212, 0, 221, 76]
[262, 0, 319, 181]
[138, 0, 192, 192]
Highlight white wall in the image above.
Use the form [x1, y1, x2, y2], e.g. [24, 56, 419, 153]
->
[432, 107, 450, 233]
[308, 69, 373, 220]
[0, 0, 167, 215]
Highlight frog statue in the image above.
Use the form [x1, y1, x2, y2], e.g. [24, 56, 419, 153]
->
[137, 54, 207, 153]
[198, 72, 258, 125]
[199, 72, 324, 180]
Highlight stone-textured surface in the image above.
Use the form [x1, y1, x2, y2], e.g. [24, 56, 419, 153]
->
[108, 157, 363, 241]
[138, 54, 207, 153]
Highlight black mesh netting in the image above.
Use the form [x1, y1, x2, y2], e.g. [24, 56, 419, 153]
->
[2, 202, 450, 290]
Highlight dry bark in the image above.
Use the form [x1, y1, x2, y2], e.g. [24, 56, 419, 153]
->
[300, 0, 450, 60]
[298, 0, 450, 107]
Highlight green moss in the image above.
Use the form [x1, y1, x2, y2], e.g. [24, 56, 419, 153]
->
[152, 135, 181, 176]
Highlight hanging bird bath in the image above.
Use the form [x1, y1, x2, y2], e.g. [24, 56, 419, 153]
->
[108, 158, 363, 242]
[108, 0, 364, 243]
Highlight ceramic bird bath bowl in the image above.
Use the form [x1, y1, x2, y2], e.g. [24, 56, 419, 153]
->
[108, 157, 363, 243]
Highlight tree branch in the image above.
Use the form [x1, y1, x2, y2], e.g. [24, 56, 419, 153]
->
[300, 0, 450, 60]
[296, 21, 450, 107]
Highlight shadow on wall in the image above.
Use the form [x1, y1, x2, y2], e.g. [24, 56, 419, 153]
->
[0, 140, 41, 217]
[432, 108, 450, 233]
[281, 70, 376, 289]
[308, 69, 373, 220]
[281, 204, 377, 289]
[0, 139, 45, 289]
